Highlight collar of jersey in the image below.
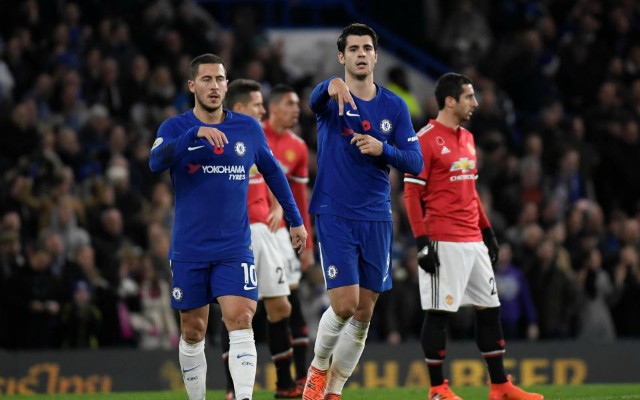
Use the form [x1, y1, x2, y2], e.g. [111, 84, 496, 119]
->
[189, 108, 233, 126]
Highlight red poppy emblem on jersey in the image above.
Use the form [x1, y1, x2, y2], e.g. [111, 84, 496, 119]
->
[498, 339, 506, 348]
[436, 136, 445, 146]
[214, 146, 224, 155]
[187, 163, 201, 174]
[362, 120, 371, 131]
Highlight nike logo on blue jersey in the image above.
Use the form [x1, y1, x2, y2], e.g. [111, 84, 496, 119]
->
[182, 365, 200, 373]
[236, 353, 255, 359]
[346, 110, 360, 117]
[188, 145, 205, 151]
[244, 284, 257, 291]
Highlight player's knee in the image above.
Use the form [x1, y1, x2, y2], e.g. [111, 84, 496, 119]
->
[332, 302, 357, 320]
[225, 308, 254, 330]
[265, 297, 292, 322]
[182, 322, 207, 343]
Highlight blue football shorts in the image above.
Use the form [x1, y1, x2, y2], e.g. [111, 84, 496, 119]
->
[315, 214, 393, 292]
[170, 257, 258, 310]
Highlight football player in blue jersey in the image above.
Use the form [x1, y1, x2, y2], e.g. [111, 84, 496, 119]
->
[149, 53, 307, 400]
[303, 24, 423, 400]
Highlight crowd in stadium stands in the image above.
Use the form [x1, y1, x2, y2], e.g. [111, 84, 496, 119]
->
[1, 0, 639, 350]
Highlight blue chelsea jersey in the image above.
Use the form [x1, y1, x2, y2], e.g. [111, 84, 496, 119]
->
[308, 78, 423, 221]
[149, 109, 303, 262]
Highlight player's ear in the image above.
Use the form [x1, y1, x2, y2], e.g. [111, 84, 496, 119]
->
[445, 95, 457, 109]
[338, 52, 345, 65]
[187, 80, 196, 94]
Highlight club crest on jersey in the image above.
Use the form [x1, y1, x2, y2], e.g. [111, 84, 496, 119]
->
[327, 265, 338, 279]
[172, 287, 183, 301]
[450, 157, 475, 173]
[234, 142, 246, 156]
[285, 149, 296, 163]
[380, 119, 392, 133]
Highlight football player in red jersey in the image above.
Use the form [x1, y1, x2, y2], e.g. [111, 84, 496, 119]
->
[264, 85, 313, 388]
[404, 72, 543, 400]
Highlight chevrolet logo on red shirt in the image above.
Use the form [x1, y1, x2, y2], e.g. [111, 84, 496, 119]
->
[450, 158, 475, 173]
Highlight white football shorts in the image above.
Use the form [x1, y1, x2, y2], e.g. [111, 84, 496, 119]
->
[275, 227, 302, 286]
[250, 223, 290, 299]
[419, 241, 500, 312]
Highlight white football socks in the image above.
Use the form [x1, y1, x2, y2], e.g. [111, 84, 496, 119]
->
[179, 337, 207, 400]
[310, 307, 349, 371]
[327, 319, 370, 395]
[228, 329, 257, 400]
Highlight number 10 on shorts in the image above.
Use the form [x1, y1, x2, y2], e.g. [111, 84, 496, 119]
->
[242, 262, 258, 289]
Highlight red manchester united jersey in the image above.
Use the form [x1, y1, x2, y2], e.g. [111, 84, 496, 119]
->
[404, 120, 486, 242]
[263, 120, 313, 249]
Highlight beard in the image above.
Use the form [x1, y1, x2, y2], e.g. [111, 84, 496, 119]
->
[195, 92, 220, 113]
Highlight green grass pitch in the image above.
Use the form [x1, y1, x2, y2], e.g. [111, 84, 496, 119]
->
[8, 384, 640, 399]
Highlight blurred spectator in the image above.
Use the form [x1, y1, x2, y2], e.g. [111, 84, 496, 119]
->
[386, 65, 423, 125]
[6, 247, 61, 348]
[376, 248, 422, 344]
[576, 248, 616, 342]
[611, 246, 640, 337]
[60, 280, 102, 348]
[0, 99, 40, 173]
[527, 239, 580, 339]
[440, 0, 492, 68]
[129, 255, 178, 350]
[39, 195, 90, 259]
[495, 243, 538, 340]
[92, 207, 129, 286]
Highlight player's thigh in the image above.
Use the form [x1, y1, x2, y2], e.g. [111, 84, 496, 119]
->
[357, 220, 393, 292]
[418, 242, 474, 312]
[315, 214, 359, 289]
[170, 260, 215, 310]
[251, 223, 290, 299]
[462, 242, 501, 308]
[211, 257, 259, 302]
[275, 227, 302, 286]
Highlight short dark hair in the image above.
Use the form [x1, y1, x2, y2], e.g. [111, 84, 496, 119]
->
[434, 72, 473, 110]
[226, 79, 262, 108]
[268, 84, 296, 105]
[337, 23, 378, 53]
[189, 53, 226, 81]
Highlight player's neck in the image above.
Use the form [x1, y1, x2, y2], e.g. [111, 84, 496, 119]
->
[345, 74, 376, 101]
[193, 105, 225, 125]
[267, 119, 288, 135]
[436, 112, 461, 132]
